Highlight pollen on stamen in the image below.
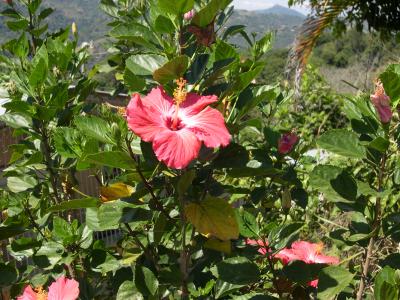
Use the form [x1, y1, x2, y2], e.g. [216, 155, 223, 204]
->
[173, 78, 187, 105]
[374, 79, 385, 96]
[35, 286, 48, 300]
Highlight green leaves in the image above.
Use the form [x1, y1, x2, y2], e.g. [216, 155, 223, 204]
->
[85, 151, 136, 170]
[47, 198, 100, 213]
[215, 257, 260, 285]
[126, 54, 167, 76]
[75, 116, 115, 145]
[379, 64, 400, 104]
[0, 263, 18, 286]
[135, 266, 159, 296]
[374, 267, 400, 300]
[317, 129, 366, 159]
[317, 266, 354, 299]
[192, 0, 232, 27]
[185, 196, 239, 240]
[309, 165, 358, 203]
[153, 55, 189, 84]
[7, 175, 37, 193]
[157, 0, 194, 15]
[29, 45, 48, 88]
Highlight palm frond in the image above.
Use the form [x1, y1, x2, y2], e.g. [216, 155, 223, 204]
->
[287, 0, 357, 95]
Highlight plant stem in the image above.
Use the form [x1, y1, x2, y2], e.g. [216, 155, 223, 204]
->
[125, 137, 171, 220]
[356, 154, 386, 300]
[41, 124, 62, 203]
[25, 206, 47, 240]
[178, 196, 189, 299]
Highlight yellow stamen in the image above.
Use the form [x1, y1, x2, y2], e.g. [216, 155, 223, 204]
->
[374, 79, 385, 96]
[171, 78, 187, 130]
[315, 242, 324, 254]
[35, 286, 48, 300]
[173, 78, 187, 106]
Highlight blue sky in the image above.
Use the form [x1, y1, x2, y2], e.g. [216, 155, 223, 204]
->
[231, 0, 309, 14]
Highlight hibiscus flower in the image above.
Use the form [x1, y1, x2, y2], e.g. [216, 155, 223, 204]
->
[126, 79, 231, 169]
[275, 241, 339, 287]
[370, 79, 392, 123]
[17, 276, 79, 300]
[246, 238, 269, 255]
[278, 132, 299, 154]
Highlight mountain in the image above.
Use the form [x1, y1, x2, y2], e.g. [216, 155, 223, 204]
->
[227, 9, 304, 48]
[257, 5, 305, 18]
[0, 1, 304, 49]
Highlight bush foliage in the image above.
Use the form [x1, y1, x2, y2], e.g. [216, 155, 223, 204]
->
[0, 1, 400, 299]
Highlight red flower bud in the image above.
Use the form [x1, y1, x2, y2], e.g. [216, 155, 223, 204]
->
[370, 79, 392, 123]
[278, 132, 299, 154]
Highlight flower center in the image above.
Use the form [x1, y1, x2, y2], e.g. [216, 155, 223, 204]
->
[35, 286, 48, 300]
[171, 78, 187, 131]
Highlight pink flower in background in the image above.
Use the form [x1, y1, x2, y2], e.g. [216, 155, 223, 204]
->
[278, 132, 299, 154]
[275, 241, 339, 287]
[370, 79, 392, 123]
[184, 9, 195, 20]
[17, 276, 79, 300]
[246, 238, 269, 255]
[126, 79, 231, 169]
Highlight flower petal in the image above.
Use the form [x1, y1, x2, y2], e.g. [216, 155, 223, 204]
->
[47, 276, 80, 300]
[313, 254, 339, 265]
[142, 86, 174, 115]
[274, 248, 301, 265]
[152, 128, 201, 169]
[17, 286, 37, 300]
[180, 93, 218, 116]
[183, 106, 231, 148]
[127, 93, 169, 142]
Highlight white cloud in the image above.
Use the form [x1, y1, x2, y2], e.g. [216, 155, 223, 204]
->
[231, 0, 309, 14]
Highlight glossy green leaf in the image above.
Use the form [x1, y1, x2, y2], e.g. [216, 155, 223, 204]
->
[317, 266, 354, 299]
[153, 55, 189, 84]
[317, 129, 366, 159]
[158, 0, 194, 15]
[116, 281, 143, 300]
[74, 115, 114, 144]
[379, 64, 400, 104]
[192, 0, 232, 27]
[85, 151, 136, 170]
[47, 198, 100, 213]
[7, 175, 37, 192]
[126, 54, 167, 76]
[135, 265, 159, 296]
[215, 257, 260, 285]
[0, 263, 18, 286]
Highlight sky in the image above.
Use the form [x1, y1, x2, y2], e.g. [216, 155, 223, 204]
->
[231, 0, 309, 14]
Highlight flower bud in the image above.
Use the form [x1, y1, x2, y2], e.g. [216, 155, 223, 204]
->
[370, 79, 392, 123]
[184, 9, 195, 21]
[281, 187, 292, 210]
[278, 132, 299, 154]
[71, 22, 77, 35]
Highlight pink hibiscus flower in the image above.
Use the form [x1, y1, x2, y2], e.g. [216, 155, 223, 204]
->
[278, 132, 299, 154]
[275, 241, 339, 287]
[246, 238, 269, 255]
[126, 79, 231, 169]
[17, 276, 79, 300]
[370, 79, 392, 123]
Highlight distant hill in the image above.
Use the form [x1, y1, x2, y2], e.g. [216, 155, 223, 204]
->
[0, 1, 304, 50]
[256, 5, 305, 18]
[227, 9, 304, 48]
